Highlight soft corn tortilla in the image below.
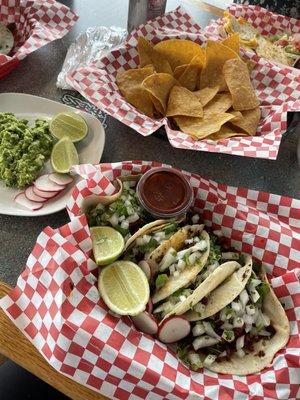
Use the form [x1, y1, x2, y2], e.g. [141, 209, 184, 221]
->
[151, 228, 210, 304]
[185, 254, 252, 321]
[163, 260, 240, 319]
[207, 269, 290, 375]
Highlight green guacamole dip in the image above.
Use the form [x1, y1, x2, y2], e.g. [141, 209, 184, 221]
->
[0, 112, 54, 188]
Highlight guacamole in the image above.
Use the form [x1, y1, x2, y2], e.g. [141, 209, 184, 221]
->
[0, 112, 54, 188]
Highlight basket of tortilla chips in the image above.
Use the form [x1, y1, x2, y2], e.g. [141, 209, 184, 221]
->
[1, 160, 299, 399]
[0, 0, 78, 79]
[67, 7, 300, 160]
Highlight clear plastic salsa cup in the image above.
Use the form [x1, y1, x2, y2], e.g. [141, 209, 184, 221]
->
[136, 167, 194, 219]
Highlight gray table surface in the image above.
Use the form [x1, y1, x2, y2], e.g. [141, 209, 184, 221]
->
[0, 0, 299, 286]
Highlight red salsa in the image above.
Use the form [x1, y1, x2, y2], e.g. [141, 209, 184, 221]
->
[136, 168, 193, 218]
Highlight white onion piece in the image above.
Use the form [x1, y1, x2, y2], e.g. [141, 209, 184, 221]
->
[236, 335, 245, 350]
[239, 290, 249, 308]
[192, 322, 205, 337]
[221, 252, 239, 260]
[159, 247, 177, 272]
[233, 316, 244, 328]
[203, 321, 221, 340]
[203, 354, 217, 366]
[193, 335, 219, 350]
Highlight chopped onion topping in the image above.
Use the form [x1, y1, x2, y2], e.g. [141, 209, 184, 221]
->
[159, 247, 177, 272]
[222, 329, 235, 342]
[232, 301, 242, 315]
[221, 252, 239, 260]
[192, 322, 206, 337]
[193, 335, 219, 350]
[187, 352, 203, 370]
[127, 213, 139, 223]
[191, 214, 200, 224]
[236, 335, 245, 350]
[239, 290, 249, 308]
[203, 321, 221, 340]
[109, 213, 118, 226]
[246, 304, 256, 316]
[221, 322, 234, 330]
[203, 354, 217, 366]
[121, 220, 129, 229]
[233, 316, 244, 328]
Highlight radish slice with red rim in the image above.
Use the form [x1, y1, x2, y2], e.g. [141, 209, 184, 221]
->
[34, 174, 65, 192]
[146, 299, 153, 314]
[14, 192, 44, 211]
[49, 172, 73, 186]
[131, 311, 158, 335]
[158, 316, 191, 343]
[25, 186, 48, 203]
[33, 186, 59, 199]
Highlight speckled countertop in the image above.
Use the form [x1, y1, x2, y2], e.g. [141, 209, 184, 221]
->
[0, 0, 299, 286]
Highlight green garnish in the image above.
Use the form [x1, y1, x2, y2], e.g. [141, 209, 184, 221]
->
[155, 274, 168, 288]
[207, 235, 221, 264]
[183, 252, 190, 266]
[139, 237, 158, 253]
[164, 223, 178, 235]
[0, 113, 54, 188]
[257, 281, 270, 300]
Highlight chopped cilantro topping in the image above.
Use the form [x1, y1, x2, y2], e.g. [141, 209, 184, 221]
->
[155, 274, 168, 288]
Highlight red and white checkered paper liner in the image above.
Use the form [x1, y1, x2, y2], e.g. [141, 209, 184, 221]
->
[1, 160, 300, 400]
[66, 7, 300, 160]
[0, 0, 78, 71]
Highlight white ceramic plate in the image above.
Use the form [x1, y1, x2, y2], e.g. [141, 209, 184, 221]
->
[0, 93, 105, 216]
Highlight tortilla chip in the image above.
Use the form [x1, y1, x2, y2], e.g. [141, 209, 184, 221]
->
[154, 39, 205, 71]
[178, 55, 204, 91]
[193, 86, 219, 106]
[137, 37, 172, 74]
[174, 113, 235, 140]
[208, 124, 247, 141]
[203, 93, 232, 116]
[200, 40, 239, 91]
[116, 66, 155, 117]
[174, 64, 188, 79]
[142, 73, 178, 115]
[230, 107, 260, 135]
[223, 58, 260, 110]
[221, 33, 240, 54]
[166, 86, 203, 118]
[137, 37, 153, 67]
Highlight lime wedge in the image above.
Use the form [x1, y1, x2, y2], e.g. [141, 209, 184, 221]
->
[51, 137, 79, 173]
[91, 226, 125, 266]
[99, 260, 150, 316]
[50, 112, 88, 142]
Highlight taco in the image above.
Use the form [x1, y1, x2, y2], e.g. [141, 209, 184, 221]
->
[151, 225, 210, 305]
[152, 248, 251, 321]
[176, 265, 290, 375]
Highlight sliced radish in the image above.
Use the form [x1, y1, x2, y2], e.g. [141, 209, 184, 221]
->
[158, 316, 191, 344]
[25, 186, 48, 203]
[131, 312, 158, 335]
[146, 299, 153, 314]
[138, 260, 151, 281]
[33, 186, 59, 199]
[49, 172, 73, 186]
[34, 174, 65, 192]
[14, 192, 44, 211]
